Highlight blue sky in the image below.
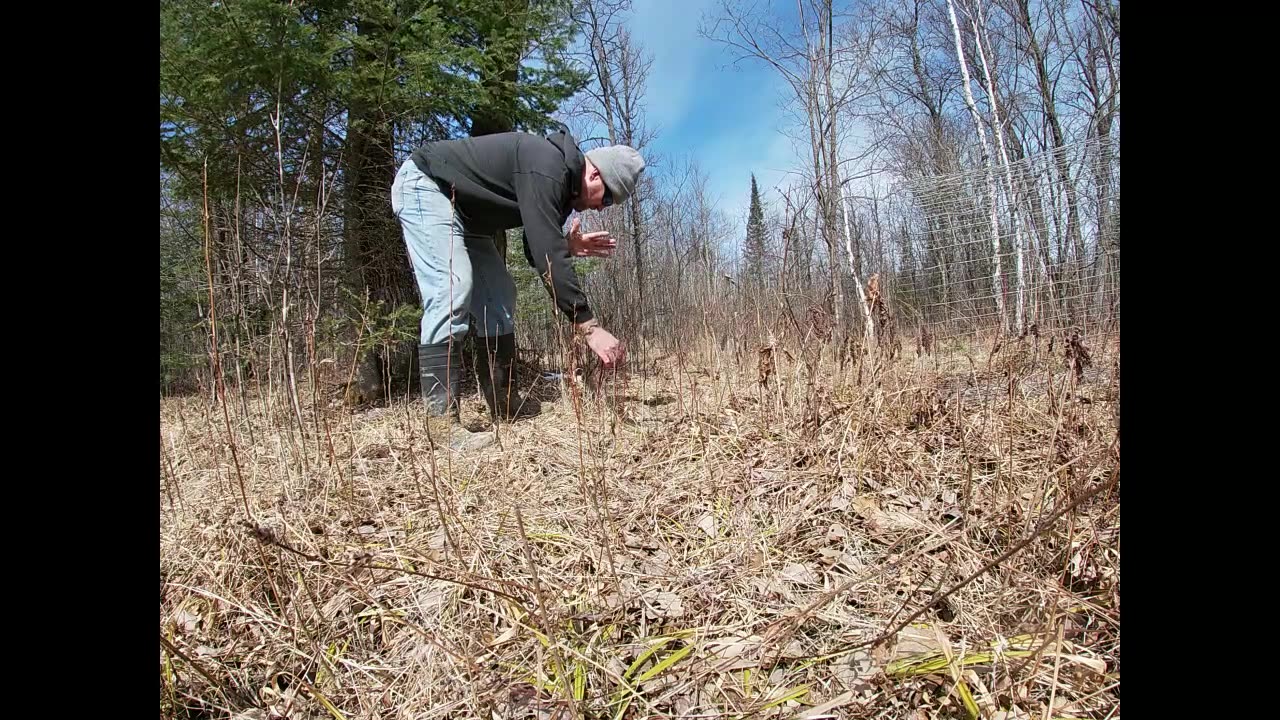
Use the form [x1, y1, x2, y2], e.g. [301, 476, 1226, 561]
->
[624, 0, 803, 242]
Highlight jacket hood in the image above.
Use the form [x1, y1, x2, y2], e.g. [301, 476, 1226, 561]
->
[546, 129, 585, 198]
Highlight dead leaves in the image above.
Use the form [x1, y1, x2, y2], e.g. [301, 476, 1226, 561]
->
[780, 562, 819, 586]
[917, 325, 934, 357]
[759, 344, 776, 387]
[827, 488, 931, 545]
[171, 607, 203, 636]
[706, 631, 765, 672]
[1064, 330, 1094, 382]
[816, 547, 863, 573]
[697, 513, 719, 538]
[813, 647, 883, 714]
[622, 532, 659, 551]
[642, 589, 685, 620]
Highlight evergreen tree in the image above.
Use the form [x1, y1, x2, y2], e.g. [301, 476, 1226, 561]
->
[160, 0, 587, 302]
[744, 173, 767, 294]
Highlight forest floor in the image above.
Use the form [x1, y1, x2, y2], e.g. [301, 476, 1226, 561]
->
[161, 332, 1120, 720]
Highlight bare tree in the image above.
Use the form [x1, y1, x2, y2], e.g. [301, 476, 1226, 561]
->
[1006, 0, 1087, 299]
[1068, 0, 1120, 321]
[571, 1, 658, 341]
[968, 0, 1026, 333]
[703, 0, 880, 347]
[945, 0, 1007, 333]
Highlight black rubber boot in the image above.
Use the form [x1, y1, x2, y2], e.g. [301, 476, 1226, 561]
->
[420, 339, 496, 451]
[475, 333, 541, 421]
[418, 341, 463, 417]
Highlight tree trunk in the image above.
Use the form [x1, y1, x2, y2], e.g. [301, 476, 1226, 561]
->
[1015, 0, 1086, 312]
[800, 0, 840, 332]
[970, 0, 1025, 333]
[618, 30, 648, 341]
[841, 186, 875, 349]
[343, 17, 405, 305]
[945, 0, 1006, 334]
[821, 0, 845, 335]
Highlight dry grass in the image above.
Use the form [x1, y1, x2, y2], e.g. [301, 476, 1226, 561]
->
[160, 332, 1119, 720]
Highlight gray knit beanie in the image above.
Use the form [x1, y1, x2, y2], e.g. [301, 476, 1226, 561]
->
[586, 145, 646, 205]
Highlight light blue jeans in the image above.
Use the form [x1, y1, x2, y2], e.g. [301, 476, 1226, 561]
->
[391, 159, 517, 345]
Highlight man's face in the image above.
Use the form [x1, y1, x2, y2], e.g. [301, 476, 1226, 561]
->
[572, 160, 612, 212]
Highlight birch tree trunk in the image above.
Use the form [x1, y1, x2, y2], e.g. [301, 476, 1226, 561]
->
[945, 0, 1007, 334]
[969, 0, 1024, 333]
[841, 185, 875, 350]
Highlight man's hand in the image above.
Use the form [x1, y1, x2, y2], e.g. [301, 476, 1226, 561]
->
[577, 320, 625, 367]
[567, 216, 617, 258]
